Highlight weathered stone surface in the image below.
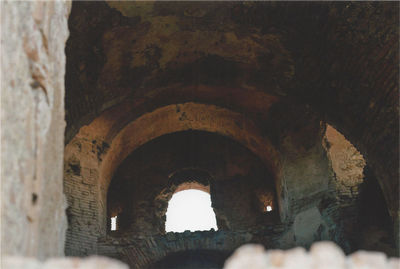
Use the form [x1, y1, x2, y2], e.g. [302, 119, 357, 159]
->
[98, 230, 253, 268]
[324, 126, 396, 255]
[224, 244, 269, 269]
[224, 242, 399, 269]
[310, 241, 346, 269]
[388, 258, 400, 269]
[347, 251, 387, 269]
[324, 125, 365, 205]
[1, 0, 71, 259]
[1, 256, 128, 269]
[293, 207, 329, 246]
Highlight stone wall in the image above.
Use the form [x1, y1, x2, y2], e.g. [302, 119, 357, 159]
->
[324, 125, 365, 206]
[63, 102, 283, 256]
[64, 2, 399, 226]
[97, 230, 254, 268]
[107, 131, 278, 235]
[99, 234, 400, 269]
[64, 136, 104, 256]
[64, 104, 347, 257]
[1, 1, 71, 259]
[323, 125, 396, 255]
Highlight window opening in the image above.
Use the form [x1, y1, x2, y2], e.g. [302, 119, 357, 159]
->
[111, 216, 118, 231]
[165, 189, 218, 233]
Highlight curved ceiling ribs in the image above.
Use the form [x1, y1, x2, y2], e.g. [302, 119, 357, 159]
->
[64, 1, 399, 260]
[64, 99, 285, 250]
[99, 103, 281, 194]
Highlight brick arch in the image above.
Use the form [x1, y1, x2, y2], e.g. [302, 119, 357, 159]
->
[99, 103, 281, 194]
[98, 103, 283, 229]
[64, 1, 398, 255]
[64, 102, 282, 255]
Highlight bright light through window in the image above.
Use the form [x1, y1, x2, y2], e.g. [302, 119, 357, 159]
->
[266, 205, 272, 212]
[111, 216, 117, 231]
[165, 189, 218, 233]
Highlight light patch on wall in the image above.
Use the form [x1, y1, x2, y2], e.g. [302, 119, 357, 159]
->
[111, 216, 118, 231]
[165, 189, 218, 233]
[323, 124, 365, 191]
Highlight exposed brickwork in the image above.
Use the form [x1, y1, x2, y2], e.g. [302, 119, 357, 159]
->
[324, 125, 366, 206]
[64, 137, 104, 255]
[97, 228, 285, 268]
[107, 131, 278, 234]
[2, 1, 398, 267]
[65, 2, 399, 228]
[65, 110, 359, 258]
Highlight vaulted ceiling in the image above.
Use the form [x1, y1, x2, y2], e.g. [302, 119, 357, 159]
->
[65, 0, 398, 234]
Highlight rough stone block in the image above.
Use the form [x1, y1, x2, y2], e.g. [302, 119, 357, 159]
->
[223, 244, 269, 269]
[2, 256, 129, 269]
[224, 242, 399, 269]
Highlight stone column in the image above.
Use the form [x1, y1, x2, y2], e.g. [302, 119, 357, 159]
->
[1, 1, 71, 259]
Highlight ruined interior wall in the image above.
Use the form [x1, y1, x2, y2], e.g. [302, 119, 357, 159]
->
[323, 125, 396, 255]
[68, 108, 353, 263]
[64, 135, 104, 256]
[63, 102, 282, 256]
[324, 125, 365, 206]
[62, 1, 398, 260]
[1, 1, 71, 259]
[63, 129, 278, 256]
[264, 106, 343, 250]
[323, 124, 366, 247]
[107, 131, 278, 235]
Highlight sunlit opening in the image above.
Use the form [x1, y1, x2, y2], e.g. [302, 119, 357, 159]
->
[266, 205, 272, 212]
[165, 189, 218, 233]
[111, 216, 117, 231]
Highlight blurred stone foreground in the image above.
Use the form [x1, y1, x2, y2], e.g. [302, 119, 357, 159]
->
[224, 242, 400, 269]
[3, 242, 399, 269]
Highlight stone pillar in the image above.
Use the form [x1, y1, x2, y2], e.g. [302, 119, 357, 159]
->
[1, 1, 71, 259]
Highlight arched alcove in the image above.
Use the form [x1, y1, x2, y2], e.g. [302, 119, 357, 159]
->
[106, 131, 279, 236]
